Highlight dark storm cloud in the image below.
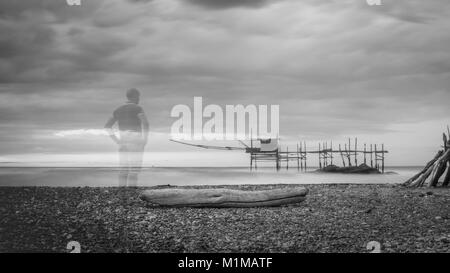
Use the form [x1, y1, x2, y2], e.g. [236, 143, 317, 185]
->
[0, 0, 137, 85]
[0, 0, 449, 158]
[0, 0, 103, 22]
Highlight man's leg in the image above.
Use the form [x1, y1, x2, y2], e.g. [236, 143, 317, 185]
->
[127, 142, 144, 187]
[118, 144, 129, 187]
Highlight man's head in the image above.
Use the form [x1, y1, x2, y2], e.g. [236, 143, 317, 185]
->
[126, 88, 140, 104]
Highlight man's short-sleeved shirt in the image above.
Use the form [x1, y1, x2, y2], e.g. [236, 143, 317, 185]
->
[112, 103, 144, 132]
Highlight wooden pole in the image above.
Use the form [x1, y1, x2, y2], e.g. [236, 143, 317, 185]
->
[375, 144, 378, 170]
[442, 161, 450, 187]
[447, 125, 450, 144]
[355, 138, 358, 166]
[403, 151, 443, 186]
[345, 143, 351, 167]
[411, 164, 434, 187]
[370, 144, 373, 168]
[344, 143, 347, 166]
[297, 143, 300, 171]
[330, 141, 333, 165]
[304, 141, 307, 172]
[364, 143, 367, 165]
[286, 147, 289, 170]
[280, 147, 282, 170]
[319, 143, 322, 169]
[339, 144, 346, 167]
[300, 143, 303, 171]
[276, 148, 279, 171]
[382, 144, 385, 173]
[444, 129, 449, 151]
[429, 160, 447, 187]
[348, 138, 351, 166]
[427, 149, 450, 187]
[299, 142, 302, 172]
[250, 134, 253, 171]
[302, 142, 305, 171]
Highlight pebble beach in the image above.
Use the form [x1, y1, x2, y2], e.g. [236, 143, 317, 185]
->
[0, 184, 449, 253]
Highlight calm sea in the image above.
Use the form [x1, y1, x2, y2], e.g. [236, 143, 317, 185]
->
[0, 166, 420, 187]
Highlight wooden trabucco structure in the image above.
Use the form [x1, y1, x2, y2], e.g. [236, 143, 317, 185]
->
[250, 138, 388, 173]
[170, 137, 388, 173]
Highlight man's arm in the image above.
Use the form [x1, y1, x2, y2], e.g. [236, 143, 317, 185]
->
[104, 116, 120, 145]
[138, 112, 149, 146]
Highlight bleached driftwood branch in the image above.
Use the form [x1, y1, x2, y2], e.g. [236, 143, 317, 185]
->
[140, 187, 309, 207]
[404, 127, 450, 187]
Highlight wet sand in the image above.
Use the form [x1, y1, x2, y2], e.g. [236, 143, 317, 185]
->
[0, 184, 449, 253]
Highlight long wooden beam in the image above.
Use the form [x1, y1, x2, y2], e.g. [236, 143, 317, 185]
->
[140, 187, 309, 208]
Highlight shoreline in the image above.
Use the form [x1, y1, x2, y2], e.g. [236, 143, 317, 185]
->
[1, 184, 449, 253]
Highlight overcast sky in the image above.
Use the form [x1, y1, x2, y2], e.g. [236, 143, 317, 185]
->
[0, 0, 449, 166]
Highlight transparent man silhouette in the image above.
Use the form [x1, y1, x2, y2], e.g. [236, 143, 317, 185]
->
[104, 88, 149, 187]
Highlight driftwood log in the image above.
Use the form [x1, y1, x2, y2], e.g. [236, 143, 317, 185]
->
[403, 127, 450, 187]
[140, 187, 308, 207]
